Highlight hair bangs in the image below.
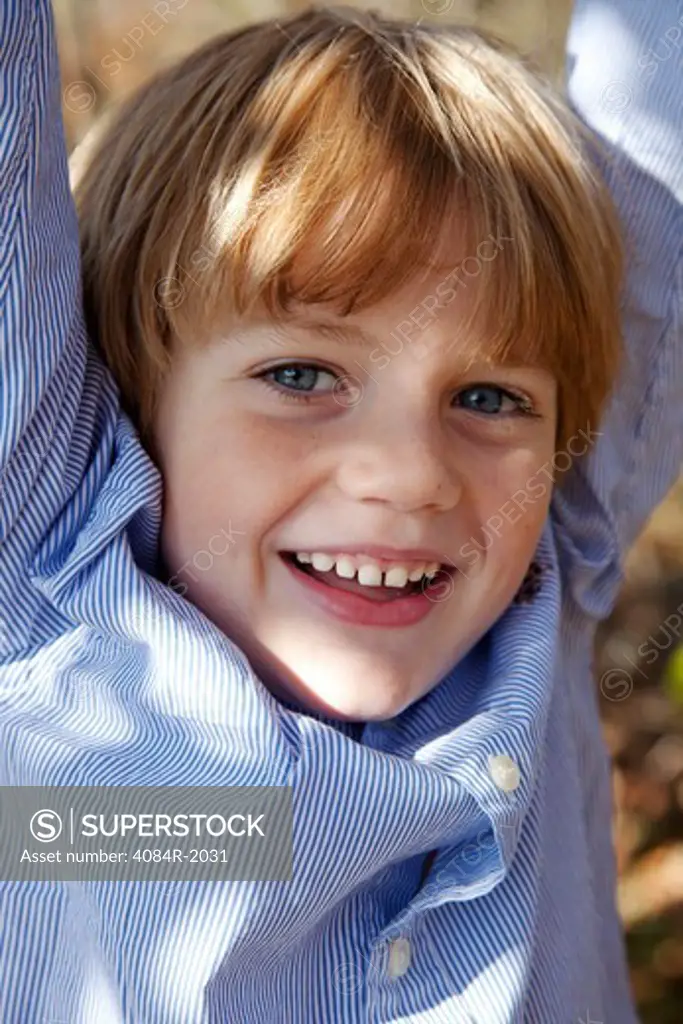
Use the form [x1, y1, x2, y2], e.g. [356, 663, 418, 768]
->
[74, 5, 623, 451]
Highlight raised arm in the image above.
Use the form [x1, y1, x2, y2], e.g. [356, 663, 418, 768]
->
[555, 0, 683, 614]
[0, 0, 116, 655]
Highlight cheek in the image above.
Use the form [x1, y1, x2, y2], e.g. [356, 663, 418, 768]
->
[465, 448, 553, 561]
[471, 445, 552, 508]
[162, 405, 319, 555]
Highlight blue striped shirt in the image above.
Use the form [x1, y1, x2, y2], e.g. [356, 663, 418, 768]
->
[1, 0, 681, 1020]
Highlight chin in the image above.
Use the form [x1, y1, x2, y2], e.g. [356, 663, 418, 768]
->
[286, 661, 426, 723]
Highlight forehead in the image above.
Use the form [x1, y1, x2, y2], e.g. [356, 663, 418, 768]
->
[277, 279, 531, 371]
[279, 205, 535, 365]
[220, 200, 548, 375]
[238, 309, 536, 383]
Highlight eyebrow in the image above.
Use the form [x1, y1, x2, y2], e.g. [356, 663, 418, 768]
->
[271, 316, 380, 348]
[258, 316, 544, 375]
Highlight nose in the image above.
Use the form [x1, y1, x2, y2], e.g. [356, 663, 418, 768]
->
[334, 417, 462, 514]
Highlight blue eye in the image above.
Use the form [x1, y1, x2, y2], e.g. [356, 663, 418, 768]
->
[454, 384, 533, 416]
[270, 365, 321, 391]
[257, 362, 339, 403]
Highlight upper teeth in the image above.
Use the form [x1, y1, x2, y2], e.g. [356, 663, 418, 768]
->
[294, 552, 441, 588]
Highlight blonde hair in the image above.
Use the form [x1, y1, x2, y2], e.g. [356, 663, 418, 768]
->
[74, 4, 623, 455]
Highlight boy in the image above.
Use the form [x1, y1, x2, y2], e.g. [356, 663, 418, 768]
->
[0, 1, 681, 1020]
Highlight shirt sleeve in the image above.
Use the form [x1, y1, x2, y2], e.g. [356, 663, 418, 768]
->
[0, 0, 118, 655]
[554, 0, 683, 618]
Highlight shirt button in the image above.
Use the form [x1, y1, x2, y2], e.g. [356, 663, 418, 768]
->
[386, 937, 411, 979]
[488, 754, 521, 792]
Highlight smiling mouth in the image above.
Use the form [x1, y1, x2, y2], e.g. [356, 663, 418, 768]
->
[280, 553, 448, 603]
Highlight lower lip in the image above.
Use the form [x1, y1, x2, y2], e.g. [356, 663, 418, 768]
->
[282, 558, 440, 628]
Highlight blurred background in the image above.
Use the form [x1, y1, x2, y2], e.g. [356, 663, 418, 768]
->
[53, 1, 683, 1019]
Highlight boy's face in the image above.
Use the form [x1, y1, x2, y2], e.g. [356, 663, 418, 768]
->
[152, 263, 557, 722]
